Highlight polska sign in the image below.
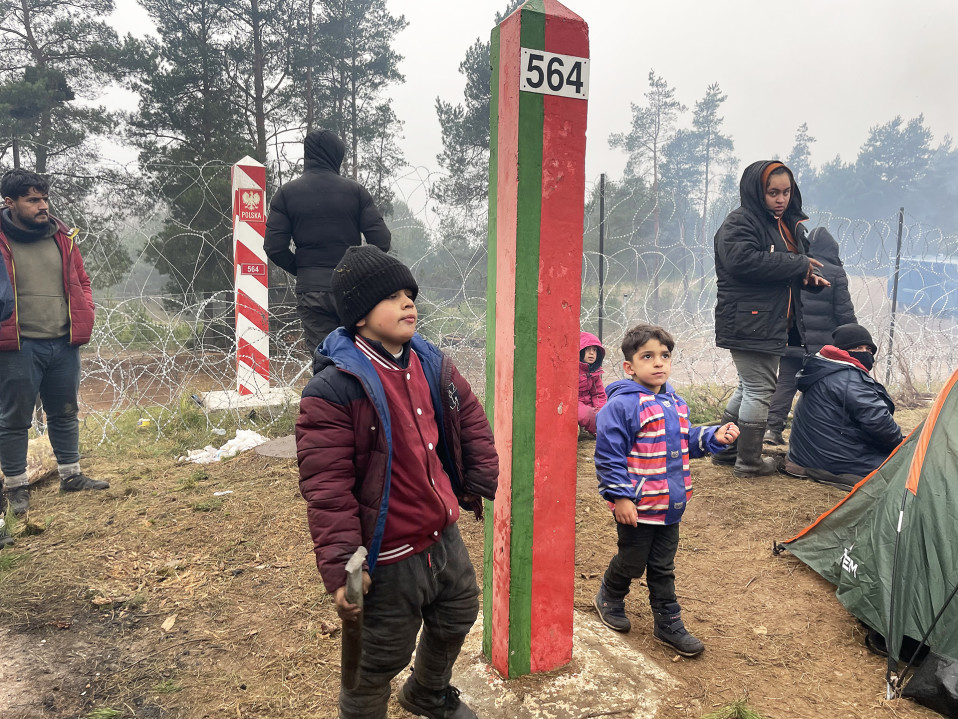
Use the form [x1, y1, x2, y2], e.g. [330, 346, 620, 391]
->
[235, 189, 266, 223]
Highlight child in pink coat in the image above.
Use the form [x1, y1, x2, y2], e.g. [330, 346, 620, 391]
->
[578, 331, 608, 436]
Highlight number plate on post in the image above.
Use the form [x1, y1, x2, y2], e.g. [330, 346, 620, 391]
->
[241, 263, 267, 276]
[520, 48, 589, 100]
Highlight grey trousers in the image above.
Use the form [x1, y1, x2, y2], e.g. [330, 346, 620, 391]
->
[725, 350, 781, 425]
[339, 524, 480, 719]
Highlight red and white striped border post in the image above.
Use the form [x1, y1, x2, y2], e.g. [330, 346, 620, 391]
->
[231, 156, 270, 396]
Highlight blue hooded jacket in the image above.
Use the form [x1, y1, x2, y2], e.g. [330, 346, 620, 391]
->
[595, 378, 725, 525]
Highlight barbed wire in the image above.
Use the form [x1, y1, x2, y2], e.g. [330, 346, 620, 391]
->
[56, 162, 958, 443]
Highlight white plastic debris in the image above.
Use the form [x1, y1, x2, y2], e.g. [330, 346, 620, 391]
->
[178, 430, 269, 464]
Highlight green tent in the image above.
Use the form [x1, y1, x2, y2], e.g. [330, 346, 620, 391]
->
[777, 369, 958, 706]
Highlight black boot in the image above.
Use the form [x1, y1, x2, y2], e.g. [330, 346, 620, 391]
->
[763, 428, 785, 446]
[5, 486, 29, 515]
[733, 421, 779, 477]
[0, 495, 13, 549]
[593, 582, 631, 632]
[397, 673, 477, 719]
[653, 611, 705, 657]
[60, 473, 110, 492]
[711, 410, 738, 467]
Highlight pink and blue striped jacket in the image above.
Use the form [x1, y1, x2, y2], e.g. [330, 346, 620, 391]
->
[594, 378, 726, 525]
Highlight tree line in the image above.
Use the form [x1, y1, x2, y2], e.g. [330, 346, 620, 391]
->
[0, 0, 954, 301]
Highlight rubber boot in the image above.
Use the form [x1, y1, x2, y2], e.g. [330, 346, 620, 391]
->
[653, 611, 705, 657]
[733, 421, 779, 477]
[711, 410, 738, 467]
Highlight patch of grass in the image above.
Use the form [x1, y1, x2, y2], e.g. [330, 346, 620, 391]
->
[191, 498, 223, 513]
[676, 382, 735, 425]
[152, 678, 182, 693]
[176, 467, 208, 491]
[701, 700, 774, 719]
[121, 593, 148, 610]
[0, 551, 29, 573]
[86, 709, 123, 719]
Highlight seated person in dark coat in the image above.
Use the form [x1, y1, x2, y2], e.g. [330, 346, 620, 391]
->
[785, 323, 903, 490]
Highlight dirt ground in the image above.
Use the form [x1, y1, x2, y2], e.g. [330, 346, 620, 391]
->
[0, 406, 941, 719]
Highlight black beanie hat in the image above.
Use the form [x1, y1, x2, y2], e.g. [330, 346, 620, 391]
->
[832, 323, 877, 354]
[331, 246, 419, 330]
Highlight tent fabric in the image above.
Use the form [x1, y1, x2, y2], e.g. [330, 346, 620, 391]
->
[780, 366, 958, 667]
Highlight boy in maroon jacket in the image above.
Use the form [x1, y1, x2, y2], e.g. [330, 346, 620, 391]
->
[296, 245, 498, 719]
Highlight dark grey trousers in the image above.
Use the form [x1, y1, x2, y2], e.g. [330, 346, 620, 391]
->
[296, 290, 340, 358]
[339, 523, 480, 719]
[602, 521, 681, 616]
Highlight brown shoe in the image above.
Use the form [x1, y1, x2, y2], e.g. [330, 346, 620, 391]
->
[783, 460, 808, 478]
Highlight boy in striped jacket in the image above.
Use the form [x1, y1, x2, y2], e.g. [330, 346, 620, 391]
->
[592, 323, 738, 656]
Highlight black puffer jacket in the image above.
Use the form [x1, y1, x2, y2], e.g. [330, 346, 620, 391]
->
[714, 161, 821, 355]
[801, 227, 857, 353]
[265, 130, 391, 292]
[788, 348, 902, 477]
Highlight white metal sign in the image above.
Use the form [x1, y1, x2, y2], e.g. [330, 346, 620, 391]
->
[520, 48, 589, 100]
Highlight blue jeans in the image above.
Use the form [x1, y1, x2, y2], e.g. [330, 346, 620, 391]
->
[339, 524, 479, 719]
[725, 350, 781, 425]
[0, 337, 81, 478]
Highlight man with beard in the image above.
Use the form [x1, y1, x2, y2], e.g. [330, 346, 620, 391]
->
[265, 129, 391, 358]
[0, 169, 107, 519]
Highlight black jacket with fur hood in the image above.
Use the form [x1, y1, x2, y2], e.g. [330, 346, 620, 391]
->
[714, 160, 823, 355]
[265, 129, 391, 292]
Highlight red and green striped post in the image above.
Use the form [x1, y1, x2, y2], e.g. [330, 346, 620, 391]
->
[484, 0, 589, 678]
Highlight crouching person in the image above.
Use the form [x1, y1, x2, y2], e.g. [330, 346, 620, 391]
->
[785, 323, 903, 490]
[296, 245, 498, 719]
[592, 323, 737, 657]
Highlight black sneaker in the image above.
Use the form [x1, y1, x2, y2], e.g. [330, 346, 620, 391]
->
[397, 674, 477, 719]
[60, 473, 110, 492]
[593, 583, 631, 632]
[653, 614, 705, 657]
[6, 486, 29, 515]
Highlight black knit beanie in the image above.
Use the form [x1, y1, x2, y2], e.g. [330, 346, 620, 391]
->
[331, 246, 419, 330]
[832, 323, 877, 354]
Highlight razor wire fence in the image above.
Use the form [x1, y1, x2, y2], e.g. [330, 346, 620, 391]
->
[55, 161, 958, 444]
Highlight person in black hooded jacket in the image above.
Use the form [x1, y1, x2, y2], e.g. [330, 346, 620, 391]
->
[764, 227, 857, 445]
[713, 160, 829, 477]
[265, 129, 391, 357]
[785, 323, 902, 488]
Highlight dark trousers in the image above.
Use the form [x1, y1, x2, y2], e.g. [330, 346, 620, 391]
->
[767, 352, 805, 432]
[0, 337, 81, 478]
[603, 522, 681, 616]
[296, 291, 340, 359]
[339, 524, 480, 719]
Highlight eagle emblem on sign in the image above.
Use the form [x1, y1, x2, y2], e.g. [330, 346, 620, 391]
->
[242, 191, 261, 211]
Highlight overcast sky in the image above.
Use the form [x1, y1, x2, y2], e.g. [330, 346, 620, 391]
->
[109, 0, 958, 184]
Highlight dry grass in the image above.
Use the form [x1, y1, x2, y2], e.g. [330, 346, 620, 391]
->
[0, 404, 942, 718]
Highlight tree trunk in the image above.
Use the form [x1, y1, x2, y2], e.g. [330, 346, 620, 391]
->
[305, 0, 314, 133]
[250, 0, 268, 164]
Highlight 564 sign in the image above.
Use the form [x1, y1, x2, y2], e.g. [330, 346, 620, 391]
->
[520, 48, 589, 100]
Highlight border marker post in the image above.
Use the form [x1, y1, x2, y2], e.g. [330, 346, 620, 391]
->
[231, 156, 270, 396]
[484, 0, 589, 678]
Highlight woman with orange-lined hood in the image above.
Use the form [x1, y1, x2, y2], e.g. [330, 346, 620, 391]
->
[712, 160, 829, 477]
